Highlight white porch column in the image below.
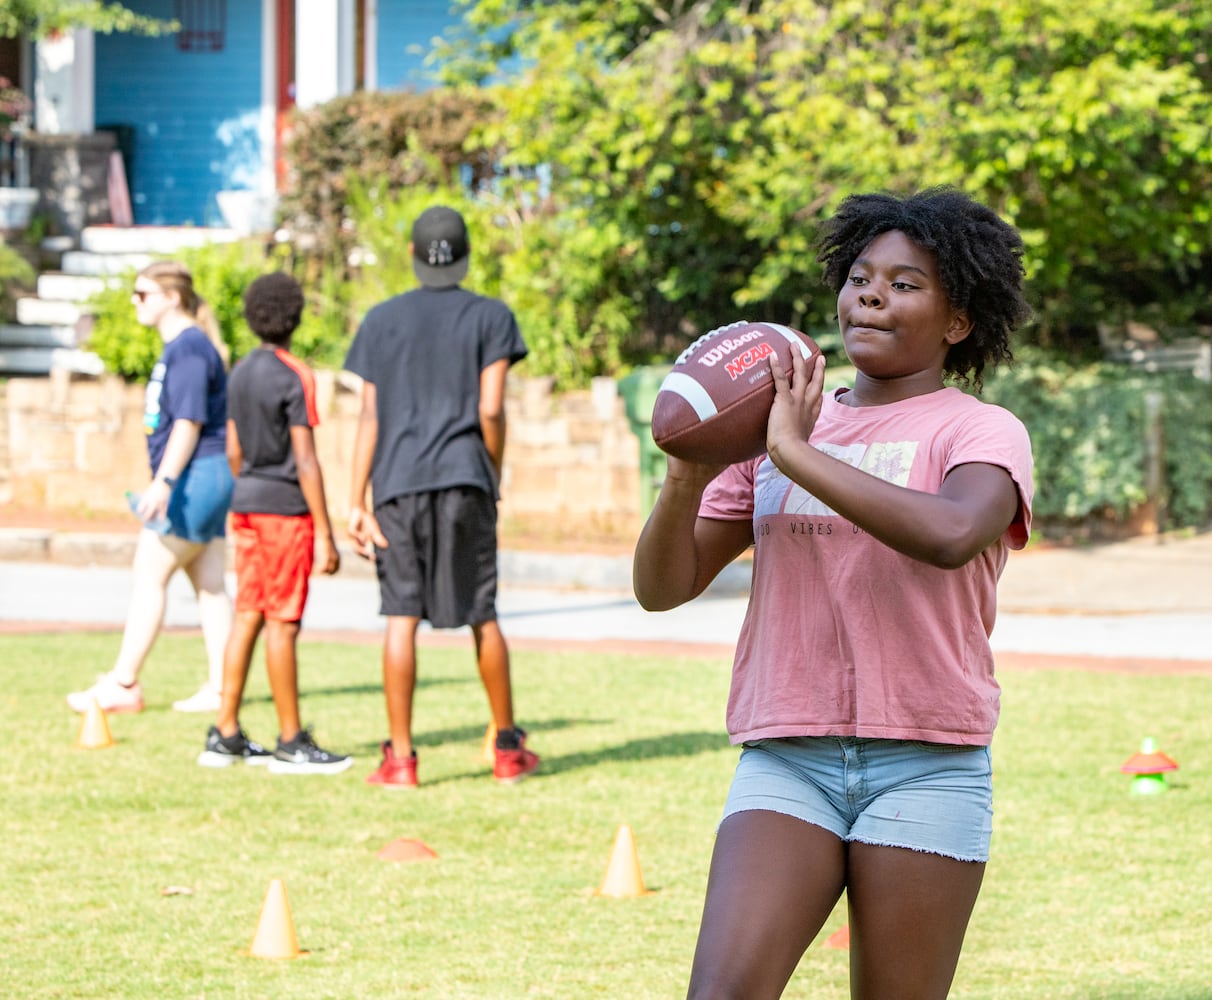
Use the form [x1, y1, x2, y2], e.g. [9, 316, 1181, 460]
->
[294, 0, 357, 109]
[33, 29, 95, 134]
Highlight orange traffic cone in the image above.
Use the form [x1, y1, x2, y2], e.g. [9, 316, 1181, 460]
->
[249, 879, 302, 959]
[481, 722, 498, 764]
[75, 697, 114, 750]
[376, 837, 439, 863]
[597, 824, 650, 898]
[824, 924, 850, 949]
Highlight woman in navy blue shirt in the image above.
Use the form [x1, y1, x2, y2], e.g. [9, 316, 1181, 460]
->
[68, 261, 234, 716]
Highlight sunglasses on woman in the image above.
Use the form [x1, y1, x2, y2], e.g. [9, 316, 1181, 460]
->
[132, 288, 162, 302]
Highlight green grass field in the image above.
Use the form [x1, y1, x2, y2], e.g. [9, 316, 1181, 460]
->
[6, 630, 1211, 999]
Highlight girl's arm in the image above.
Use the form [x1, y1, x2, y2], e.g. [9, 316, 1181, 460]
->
[766, 351, 1019, 569]
[633, 457, 753, 612]
[138, 418, 202, 523]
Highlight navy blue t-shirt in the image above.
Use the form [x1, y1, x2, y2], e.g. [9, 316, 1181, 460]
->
[142, 326, 227, 474]
[343, 286, 527, 504]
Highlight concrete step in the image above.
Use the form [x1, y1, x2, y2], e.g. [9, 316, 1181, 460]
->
[0, 346, 104, 376]
[80, 225, 240, 255]
[16, 296, 85, 327]
[0, 323, 79, 349]
[37, 272, 115, 302]
[61, 250, 153, 276]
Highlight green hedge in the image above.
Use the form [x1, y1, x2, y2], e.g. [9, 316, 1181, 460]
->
[981, 352, 1212, 533]
[85, 239, 352, 378]
[83, 247, 1211, 535]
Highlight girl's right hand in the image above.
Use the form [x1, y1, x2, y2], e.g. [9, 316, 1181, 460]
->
[767, 348, 825, 470]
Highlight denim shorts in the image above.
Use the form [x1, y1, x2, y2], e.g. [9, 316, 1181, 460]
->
[164, 452, 234, 544]
[722, 737, 994, 862]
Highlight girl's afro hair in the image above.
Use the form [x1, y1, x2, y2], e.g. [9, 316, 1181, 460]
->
[816, 187, 1032, 388]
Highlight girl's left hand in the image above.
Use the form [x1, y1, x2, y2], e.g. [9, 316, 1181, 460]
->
[137, 478, 172, 524]
[766, 348, 825, 464]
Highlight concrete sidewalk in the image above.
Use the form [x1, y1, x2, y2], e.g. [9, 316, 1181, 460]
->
[1, 525, 1209, 664]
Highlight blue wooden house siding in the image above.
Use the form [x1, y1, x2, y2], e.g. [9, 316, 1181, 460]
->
[93, 0, 263, 226]
[375, 0, 455, 90]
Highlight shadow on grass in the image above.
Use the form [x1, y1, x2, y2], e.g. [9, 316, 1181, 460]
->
[244, 673, 474, 707]
[346, 722, 730, 787]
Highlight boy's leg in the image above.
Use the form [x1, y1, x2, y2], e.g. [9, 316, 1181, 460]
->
[264, 618, 302, 742]
[383, 615, 420, 757]
[216, 608, 263, 735]
[471, 619, 514, 731]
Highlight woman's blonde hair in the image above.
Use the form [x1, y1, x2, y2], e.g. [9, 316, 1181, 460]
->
[139, 260, 229, 368]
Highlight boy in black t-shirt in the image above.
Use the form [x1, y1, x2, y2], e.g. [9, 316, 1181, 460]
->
[344, 205, 540, 788]
[197, 272, 350, 774]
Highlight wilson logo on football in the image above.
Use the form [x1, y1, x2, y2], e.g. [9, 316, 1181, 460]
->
[691, 330, 765, 367]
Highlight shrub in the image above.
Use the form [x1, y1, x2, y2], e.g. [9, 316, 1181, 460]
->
[86, 240, 354, 380]
[0, 237, 35, 321]
[981, 351, 1212, 533]
[279, 88, 502, 265]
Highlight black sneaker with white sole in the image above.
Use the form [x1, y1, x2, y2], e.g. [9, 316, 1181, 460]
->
[197, 725, 273, 767]
[267, 729, 354, 775]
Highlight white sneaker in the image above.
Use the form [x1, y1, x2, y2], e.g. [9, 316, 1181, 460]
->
[67, 674, 144, 714]
[172, 686, 222, 713]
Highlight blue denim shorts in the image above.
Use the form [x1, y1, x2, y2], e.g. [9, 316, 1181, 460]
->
[722, 737, 994, 862]
[164, 452, 234, 544]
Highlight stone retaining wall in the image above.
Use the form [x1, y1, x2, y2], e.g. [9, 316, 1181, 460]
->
[2, 370, 650, 539]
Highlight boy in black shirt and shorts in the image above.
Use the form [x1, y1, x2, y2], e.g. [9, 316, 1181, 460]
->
[197, 272, 350, 774]
[344, 205, 539, 788]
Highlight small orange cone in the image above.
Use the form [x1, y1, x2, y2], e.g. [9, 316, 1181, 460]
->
[376, 838, 439, 863]
[597, 824, 650, 898]
[824, 924, 850, 949]
[480, 722, 498, 764]
[249, 879, 301, 960]
[75, 697, 114, 749]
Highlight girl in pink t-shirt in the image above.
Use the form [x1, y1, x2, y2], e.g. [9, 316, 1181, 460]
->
[634, 188, 1034, 999]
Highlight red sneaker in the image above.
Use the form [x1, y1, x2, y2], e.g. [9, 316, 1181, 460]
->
[493, 729, 540, 784]
[366, 741, 417, 789]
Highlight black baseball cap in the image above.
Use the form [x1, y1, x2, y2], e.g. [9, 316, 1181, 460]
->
[411, 206, 470, 288]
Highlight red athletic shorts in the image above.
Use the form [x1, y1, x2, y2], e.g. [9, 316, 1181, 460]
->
[231, 512, 315, 622]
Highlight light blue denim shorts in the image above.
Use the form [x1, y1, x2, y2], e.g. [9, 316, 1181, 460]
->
[722, 737, 994, 863]
[164, 452, 234, 543]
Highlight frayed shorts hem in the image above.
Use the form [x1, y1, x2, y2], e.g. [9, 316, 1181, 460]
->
[720, 737, 993, 863]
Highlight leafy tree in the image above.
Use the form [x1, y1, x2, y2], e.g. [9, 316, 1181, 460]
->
[0, 1, 173, 38]
[432, 0, 1212, 363]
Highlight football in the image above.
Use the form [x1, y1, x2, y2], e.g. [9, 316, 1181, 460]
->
[651, 320, 819, 464]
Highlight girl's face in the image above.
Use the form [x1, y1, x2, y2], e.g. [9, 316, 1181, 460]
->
[131, 279, 178, 330]
[836, 229, 971, 385]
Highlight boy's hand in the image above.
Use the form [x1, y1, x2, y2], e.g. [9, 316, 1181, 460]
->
[316, 532, 340, 575]
[348, 506, 388, 560]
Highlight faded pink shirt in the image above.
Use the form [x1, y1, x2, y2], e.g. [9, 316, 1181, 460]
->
[700, 387, 1034, 746]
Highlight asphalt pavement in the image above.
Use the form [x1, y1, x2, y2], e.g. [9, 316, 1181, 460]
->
[1, 525, 1209, 664]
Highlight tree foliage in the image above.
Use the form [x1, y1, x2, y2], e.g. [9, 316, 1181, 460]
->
[429, 0, 1212, 363]
[0, 1, 173, 38]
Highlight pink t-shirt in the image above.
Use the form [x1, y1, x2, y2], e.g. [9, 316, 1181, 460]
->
[700, 387, 1034, 746]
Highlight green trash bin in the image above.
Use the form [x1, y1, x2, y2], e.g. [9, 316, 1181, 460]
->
[618, 365, 672, 516]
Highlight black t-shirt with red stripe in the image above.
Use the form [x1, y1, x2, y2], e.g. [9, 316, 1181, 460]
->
[227, 346, 320, 516]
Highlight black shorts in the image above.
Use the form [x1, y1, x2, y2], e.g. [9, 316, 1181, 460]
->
[373, 488, 499, 628]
